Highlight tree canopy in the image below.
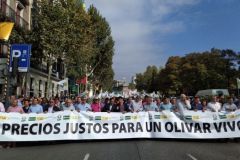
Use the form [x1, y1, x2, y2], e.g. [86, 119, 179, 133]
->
[135, 49, 240, 96]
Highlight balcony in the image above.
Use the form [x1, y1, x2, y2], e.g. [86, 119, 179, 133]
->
[30, 60, 65, 81]
[0, 0, 29, 30]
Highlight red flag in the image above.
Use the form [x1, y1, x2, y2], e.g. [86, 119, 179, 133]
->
[80, 76, 87, 85]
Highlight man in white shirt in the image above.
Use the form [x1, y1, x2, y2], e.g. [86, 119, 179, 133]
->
[132, 96, 143, 112]
[207, 96, 222, 112]
[222, 97, 237, 112]
[177, 94, 191, 115]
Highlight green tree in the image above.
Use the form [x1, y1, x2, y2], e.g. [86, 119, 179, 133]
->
[30, 0, 67, 97]
[88, 5, 115, 91]
[135, 48, 240, 96]
[135, 65, 159, 93]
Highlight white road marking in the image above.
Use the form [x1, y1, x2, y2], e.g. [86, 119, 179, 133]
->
[187, 153, 198, 160]
[83, 153, 90, 160]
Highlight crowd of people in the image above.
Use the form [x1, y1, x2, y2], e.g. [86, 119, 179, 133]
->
[0, 94, 240, 148]
[0, 94, 240, 114]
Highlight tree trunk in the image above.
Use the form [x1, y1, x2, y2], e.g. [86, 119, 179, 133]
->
[46, 58, 53, 98]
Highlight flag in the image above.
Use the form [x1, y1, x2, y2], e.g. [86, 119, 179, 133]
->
[28, 117, 36, 121]
[80, 76, 87, 85]
[219, 114, 227, 119]
[0, 22, 14, 40]
[237, 78, 240, 89]
[154, 115, 160, 119]
[76, 76, 87, 85]
[63, 115, 70, 120]
[125, 116, 131, 120]
[95, 116, 101, 121]
[58, 79, 67, 86]
[184, 115, 192, 120]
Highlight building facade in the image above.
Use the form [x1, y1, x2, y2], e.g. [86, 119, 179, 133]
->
[0, 0, 68, 98]
[0, 0, 31, 30]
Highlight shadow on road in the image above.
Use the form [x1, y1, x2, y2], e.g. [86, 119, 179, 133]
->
[2, 138, 239, 148]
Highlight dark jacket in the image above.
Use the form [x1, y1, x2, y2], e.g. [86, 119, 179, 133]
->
[23, 106, 30, 113]
[43, 105, 61, 113]
[124, 103, 133, 112]
[111, 104, 130, 112]
[102, 103, 115, 112]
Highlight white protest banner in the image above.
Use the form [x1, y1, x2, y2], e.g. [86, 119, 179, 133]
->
[0, 110, 240, 141]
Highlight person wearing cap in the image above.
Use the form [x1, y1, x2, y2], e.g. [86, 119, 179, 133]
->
[91, 97, 101, 112]
[191, 96, 203, 111]
[222, 97, 237, 112]
[177, 94, 191, 115]
[75, 96, 91, 112]
[143, 96, 158, 111]
[207, 96, 222, 112]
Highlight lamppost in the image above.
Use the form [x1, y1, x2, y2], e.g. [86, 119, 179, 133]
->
[0, 22, 14, 104]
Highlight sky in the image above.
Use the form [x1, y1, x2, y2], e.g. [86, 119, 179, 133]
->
[85, 0, 240, 81]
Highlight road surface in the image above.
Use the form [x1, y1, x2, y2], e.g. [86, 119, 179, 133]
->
[0, 139, 240, 160]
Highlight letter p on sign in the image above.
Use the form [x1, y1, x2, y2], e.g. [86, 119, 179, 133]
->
[12, 50, 21, 58]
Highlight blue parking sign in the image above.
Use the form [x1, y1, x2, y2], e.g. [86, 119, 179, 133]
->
[10, 44, 31, 72]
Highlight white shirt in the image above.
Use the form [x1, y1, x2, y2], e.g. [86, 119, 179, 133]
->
[207, 102, 222, 112]
[0, 102, 5, 112]
[177, 100, 191, 115]
[48, 106, 53, 113]
[132, 101, 143, 112]
[62, 104, 75, 111]
[222, 103, 237, 112]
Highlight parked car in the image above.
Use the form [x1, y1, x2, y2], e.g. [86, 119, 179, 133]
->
[195, 89, 230, 97]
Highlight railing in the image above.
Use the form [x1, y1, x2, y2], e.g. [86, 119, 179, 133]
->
[30, 62, 62, 79]
[0, 0, 29, 30]
[30, 62, 48, 74]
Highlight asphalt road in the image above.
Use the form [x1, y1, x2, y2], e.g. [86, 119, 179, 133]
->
[0, 139, 240, 160]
